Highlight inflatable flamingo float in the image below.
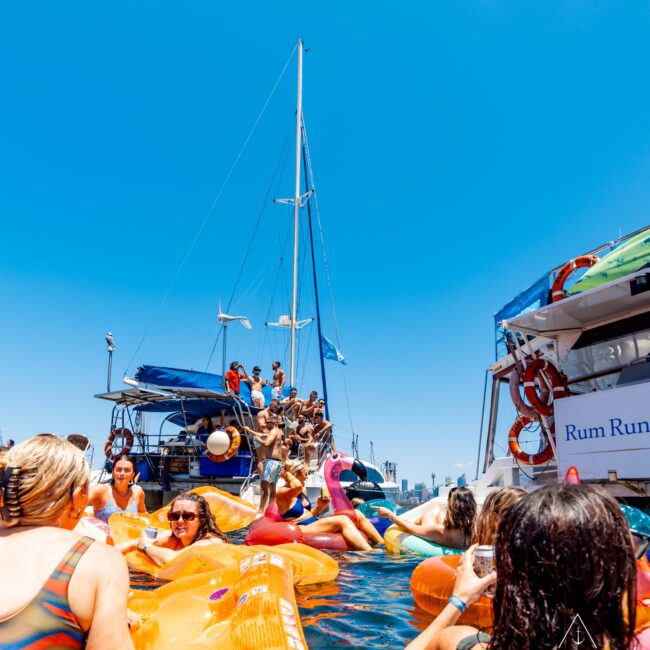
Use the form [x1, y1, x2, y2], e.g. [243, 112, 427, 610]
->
[245, 451, 370, 550]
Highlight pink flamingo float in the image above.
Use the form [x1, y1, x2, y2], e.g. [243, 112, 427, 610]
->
[245, 451, 369, 550]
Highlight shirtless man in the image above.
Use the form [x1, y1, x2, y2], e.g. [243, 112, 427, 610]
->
[242, 365, 269, 408]
[281, 387, 302, 421]
[244, 419, 285, 514]
[295, 414, 316, 468]
[270, 361, 286, 401]
[300, 390, 319, 420]
[312, 410, 335, 452]
[253, 400, 280, 476]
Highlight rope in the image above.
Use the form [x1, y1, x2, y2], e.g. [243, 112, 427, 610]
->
[124, 44, 298, 375]
[302, 119, 356, 436]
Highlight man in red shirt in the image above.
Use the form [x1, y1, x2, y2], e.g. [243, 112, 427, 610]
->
[224, 361, 244, 396]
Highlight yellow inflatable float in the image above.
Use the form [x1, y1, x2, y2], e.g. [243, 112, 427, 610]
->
[129, 550, 309, 650]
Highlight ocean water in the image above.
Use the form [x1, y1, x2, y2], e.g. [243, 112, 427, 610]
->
[130, 529, 432, 650]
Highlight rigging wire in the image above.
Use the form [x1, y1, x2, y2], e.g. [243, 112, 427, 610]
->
[302, 119, 357, 437]
[123, 44, 297, 375]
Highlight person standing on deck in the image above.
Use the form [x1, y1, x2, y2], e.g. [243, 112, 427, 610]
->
[271, 361, 286, 401]
[243, 419, 285, 515]
[224, 361, 244, 397]
[253, 400, 280, 477]
[241, 366, 268, 408]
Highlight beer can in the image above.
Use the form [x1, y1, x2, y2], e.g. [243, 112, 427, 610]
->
[473, 545, 496, 597]
[144, 526, 159, 540]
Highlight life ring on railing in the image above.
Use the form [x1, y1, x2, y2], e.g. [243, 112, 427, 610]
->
[206, 426, 241, 463]
[551, 255, 599, 302]
[104, 428, 133, 460]
[508, 415, 554, 466]
[523, 358, 567, 417]
[509, 367, 548, 420]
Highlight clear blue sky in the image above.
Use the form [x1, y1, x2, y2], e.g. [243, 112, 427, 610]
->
[2, 1, 650, 486]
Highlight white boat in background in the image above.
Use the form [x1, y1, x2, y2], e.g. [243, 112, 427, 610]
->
[94, 41, 393, 508]
[465, 226, 650, 503]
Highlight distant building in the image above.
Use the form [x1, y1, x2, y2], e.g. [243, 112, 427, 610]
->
[401, 479, 408, 493]
[414, 482, 427, 503]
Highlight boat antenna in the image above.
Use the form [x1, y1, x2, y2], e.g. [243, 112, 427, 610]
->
[105, 332, 115, 392]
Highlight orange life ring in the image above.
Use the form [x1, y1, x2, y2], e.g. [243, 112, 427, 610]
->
[551, 255, 599, 302]
[206, 426, 241, 463]
[523, 358, 567, 417]
[410, 555, 493, 627]
[104, 428, 134, 460]
[509, 367, 549, 421]
[508, 415, 554, 466]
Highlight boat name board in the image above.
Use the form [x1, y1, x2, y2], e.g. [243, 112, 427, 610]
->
[554, 381, 650, 480]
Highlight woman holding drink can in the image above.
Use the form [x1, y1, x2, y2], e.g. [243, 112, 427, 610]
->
[406, 485, 637, 650]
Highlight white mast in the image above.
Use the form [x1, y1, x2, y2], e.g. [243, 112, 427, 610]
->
[289, 39, 303, 387]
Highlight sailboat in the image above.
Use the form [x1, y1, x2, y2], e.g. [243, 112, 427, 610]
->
[95, 40, 398, 509]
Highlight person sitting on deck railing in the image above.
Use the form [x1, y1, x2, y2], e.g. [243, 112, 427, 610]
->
[281, 387, 302, 420]
[299, 390, 319, 420]
[118, 492, 227, 567]
[312, 410, 336, 453]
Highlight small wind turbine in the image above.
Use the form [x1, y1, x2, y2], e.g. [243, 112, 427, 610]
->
[218, 302, 252, 382]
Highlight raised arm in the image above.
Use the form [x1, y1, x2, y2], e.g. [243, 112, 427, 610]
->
[373, 507, 448, 541]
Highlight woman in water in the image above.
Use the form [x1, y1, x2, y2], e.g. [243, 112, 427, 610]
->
[89, 455, 147, 523]
[276, 459, 384, 551]
[374, 486, 477, 549]
[470, 486, 525, 546]
[0, 435, 133, 649]
[407, 484, 637, 650]
[119, 492, 227, 567]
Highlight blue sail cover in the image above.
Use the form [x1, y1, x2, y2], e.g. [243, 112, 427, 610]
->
[134, 364, 289, 410]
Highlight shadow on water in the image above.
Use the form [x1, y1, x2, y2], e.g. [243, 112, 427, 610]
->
[128, 527, 435, 649]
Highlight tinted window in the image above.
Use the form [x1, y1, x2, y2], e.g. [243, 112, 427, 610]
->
[339, 468, 384, 483]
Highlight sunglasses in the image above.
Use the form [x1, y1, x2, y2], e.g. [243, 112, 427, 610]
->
[167, 511, 198, 522]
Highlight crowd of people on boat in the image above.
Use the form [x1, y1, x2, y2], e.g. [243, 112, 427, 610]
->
[1, 433, 647, 649]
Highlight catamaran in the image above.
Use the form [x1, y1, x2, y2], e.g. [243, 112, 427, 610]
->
[94, 40, 397, 509]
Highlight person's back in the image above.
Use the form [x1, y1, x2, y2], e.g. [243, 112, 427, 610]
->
[0, 436, 133, 650]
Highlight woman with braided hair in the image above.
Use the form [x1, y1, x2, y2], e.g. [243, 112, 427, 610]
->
[0, 435, 133, 649]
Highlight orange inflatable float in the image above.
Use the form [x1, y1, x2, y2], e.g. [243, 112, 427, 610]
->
[410, 554, 492, 627]
[129, 550, 309, 650]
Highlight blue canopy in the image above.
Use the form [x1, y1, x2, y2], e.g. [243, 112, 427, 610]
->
[134, 364, 289, 408]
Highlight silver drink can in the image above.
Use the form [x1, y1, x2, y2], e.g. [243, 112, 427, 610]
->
[473, 545, 496, 597]
[144, 526, 159, 540]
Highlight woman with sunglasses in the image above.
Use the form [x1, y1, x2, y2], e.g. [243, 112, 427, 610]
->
[119, 492, 227, 567]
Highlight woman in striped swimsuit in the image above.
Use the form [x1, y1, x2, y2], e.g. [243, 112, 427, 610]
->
[0, 435, 133, 649]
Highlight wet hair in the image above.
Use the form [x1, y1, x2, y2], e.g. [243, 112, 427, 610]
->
[489, 485, 636, 650]
[0, 435, 89, 528]
[471, 487, 526, 546]
[285, 459, 307, 476]
[168, 492, 228, 544]
[442, 487, 476, 546]
[110, 455, 136, 485]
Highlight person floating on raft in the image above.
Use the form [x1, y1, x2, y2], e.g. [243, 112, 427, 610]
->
[246, 453, 384, 551]
[375, 486, 477, 550]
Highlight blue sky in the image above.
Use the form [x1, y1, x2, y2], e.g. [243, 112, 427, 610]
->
[2, 1, 650, 486]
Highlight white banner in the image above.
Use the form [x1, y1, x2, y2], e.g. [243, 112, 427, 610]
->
[554, 382, 650, 480]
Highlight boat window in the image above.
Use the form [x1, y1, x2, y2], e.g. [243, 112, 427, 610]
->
[339, 468, 385, 483]
[562, 327, 650, 394]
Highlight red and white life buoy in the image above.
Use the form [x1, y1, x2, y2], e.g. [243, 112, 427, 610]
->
[523, 358, 567, 417]
[508, 415, 554, 466]
[104, 428, 134, 460]
[509, 367, 549, 420]
[206, 426, 241, 463]
[551, 255, 599, 302]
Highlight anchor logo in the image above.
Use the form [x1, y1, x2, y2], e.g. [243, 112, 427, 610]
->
[558, 613, 596, 648]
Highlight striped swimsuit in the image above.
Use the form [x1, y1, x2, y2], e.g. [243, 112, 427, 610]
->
[0, 536, 94, 649]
